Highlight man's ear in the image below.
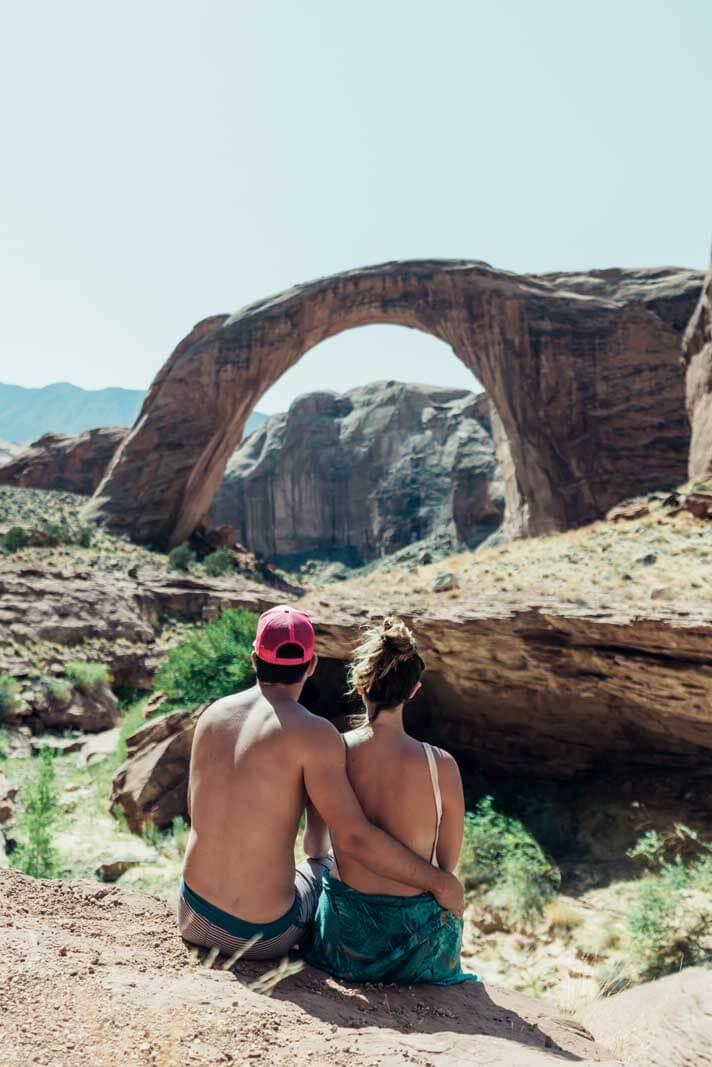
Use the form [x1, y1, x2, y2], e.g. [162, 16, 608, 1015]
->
[306, 654, 318, 679]
[251, 652, 258, 670]
[409, 681, 422, 702]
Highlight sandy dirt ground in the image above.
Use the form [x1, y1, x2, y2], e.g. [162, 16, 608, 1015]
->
[0, 869, 625, 1067]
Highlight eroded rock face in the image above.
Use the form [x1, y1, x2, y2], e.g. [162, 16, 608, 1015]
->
[210, 383, 502, 563]
[110, 706, 203, 832]
[0, 440, 19, 466]
[683, 264, 712, 482]
[0, 771, 18, 824]
[0, 428, 128, 495]
[83, 263, 703, 547]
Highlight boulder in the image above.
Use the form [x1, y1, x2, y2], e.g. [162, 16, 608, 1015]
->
[83, 263, 703, 547]
[0, 771, 18, 824]
[683, 263, 712, 482]
[110, 706, 205, 832]
[0, 427, 128, 495]
[34, 683, 119, 733]
[210, 383, 503, 563]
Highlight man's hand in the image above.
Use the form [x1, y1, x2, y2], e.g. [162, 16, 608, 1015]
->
[431, 869, 465, 918]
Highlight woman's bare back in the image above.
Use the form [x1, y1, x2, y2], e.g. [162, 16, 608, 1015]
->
[334, 725, 445, 896]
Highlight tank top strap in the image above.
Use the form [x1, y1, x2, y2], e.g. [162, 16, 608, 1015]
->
[422, 742, 443, 866]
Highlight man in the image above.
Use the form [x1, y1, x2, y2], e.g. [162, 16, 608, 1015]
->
[179, 604, 464, 960]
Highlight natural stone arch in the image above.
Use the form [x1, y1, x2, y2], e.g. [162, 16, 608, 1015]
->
[84, 260, 702, 548]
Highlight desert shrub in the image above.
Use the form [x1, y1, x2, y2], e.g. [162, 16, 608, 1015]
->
[1, 526, 28, 552]
[155, 609, 257, 707]
[10, 749, 61, 878]
[167, 542, 196, 572]
[172, 815, 190, 853]
[75, 524, 94, 548]
[0, 674, 19, 716]
[64, 660, 109, 695]
[626, 826, 712, 981]
[459, 795, 560, 923]
[41, 676, 72, 706]
[203, 548, 233, 577]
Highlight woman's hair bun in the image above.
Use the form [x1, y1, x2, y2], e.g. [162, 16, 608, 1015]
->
[380, 616, 417, 656]
[348, 615, 424, 719]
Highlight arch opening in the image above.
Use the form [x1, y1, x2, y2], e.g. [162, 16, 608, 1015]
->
[208, 324, 505, 570]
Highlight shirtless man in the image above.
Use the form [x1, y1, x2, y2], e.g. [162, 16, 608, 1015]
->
[179, 604, 464, 960]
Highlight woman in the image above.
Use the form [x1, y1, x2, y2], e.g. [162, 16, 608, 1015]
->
[304, 617, 476, 985]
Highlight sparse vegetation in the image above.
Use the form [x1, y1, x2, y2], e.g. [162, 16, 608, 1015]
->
[625, 825, 712, 981]
[459, 795, 560, 925]
[155, 608, 257, 707]
[41, 675, 73, 706]
[0, 674, 20, 716]
[1, 525, 28, 552]
[203, 548, 233, 577]
[167, 542, 196, 572]
[64, 661, 109, 695]
[11, 749, 61, 879]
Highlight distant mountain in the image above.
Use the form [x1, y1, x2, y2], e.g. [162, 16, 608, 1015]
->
[0, 382, 267, 443]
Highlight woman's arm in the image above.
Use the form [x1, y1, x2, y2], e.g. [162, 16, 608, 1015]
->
[434, 749, 466, 873]
[303, 796, 331, 859]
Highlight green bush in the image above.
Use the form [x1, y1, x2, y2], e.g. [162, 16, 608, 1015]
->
[155, 609, 258, 706]
[42, 676, 72, 706]
[10, 749, 61, 878]
[76, 524, 94, 548]
[64, 661, 110, 695]
[1, 526, 28, 552]
[459, 795, 560, 923]
[0, 674, 19, 716]
[203, 548, 233, 577]
[167, 542, 196, 572]
[626, 826, 712, 981]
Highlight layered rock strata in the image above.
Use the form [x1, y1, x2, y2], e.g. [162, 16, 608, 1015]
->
[683, 263, 712, 481]
[83, 263, 703, 547]
[210, 383, 502, 563]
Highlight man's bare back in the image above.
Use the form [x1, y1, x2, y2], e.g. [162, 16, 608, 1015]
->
[183, 685, 326, 922]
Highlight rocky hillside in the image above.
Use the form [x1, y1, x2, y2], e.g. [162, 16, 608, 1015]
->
[0, 439, 18, 464]
[210, 382, 503, 564]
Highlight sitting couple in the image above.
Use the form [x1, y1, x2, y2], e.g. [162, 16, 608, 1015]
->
[178, 604, 475, 985]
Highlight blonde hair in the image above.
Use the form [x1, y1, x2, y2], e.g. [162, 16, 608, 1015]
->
[348, 616, 425, 720]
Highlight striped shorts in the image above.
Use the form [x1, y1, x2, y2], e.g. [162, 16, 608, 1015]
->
[178, 857, 332, 961]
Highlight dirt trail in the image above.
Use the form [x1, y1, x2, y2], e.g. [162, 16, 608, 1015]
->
[0, 869, 624, 1067]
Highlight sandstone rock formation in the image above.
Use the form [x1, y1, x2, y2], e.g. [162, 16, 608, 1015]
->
[83, 262, 703, 548]
[210, 382, 502, 563]
[110, 706, 202, 832]
[683, 264, 712, 482]
[0, 427, 128, 495]
[2, 866, 634, 1067]
[0, 674, 120, 734]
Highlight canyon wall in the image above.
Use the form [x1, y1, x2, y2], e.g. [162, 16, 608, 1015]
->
[210, 382, 502, 563]
[683, 263, 712, 482]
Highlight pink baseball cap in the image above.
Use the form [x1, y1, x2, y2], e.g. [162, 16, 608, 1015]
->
[253, 604, 315, 665]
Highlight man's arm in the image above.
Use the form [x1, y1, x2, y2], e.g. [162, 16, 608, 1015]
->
[302, 719, 464, 916]
[303, 796, 331, 859]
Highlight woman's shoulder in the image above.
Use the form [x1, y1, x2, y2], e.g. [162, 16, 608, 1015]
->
[429, 745, 463, 792]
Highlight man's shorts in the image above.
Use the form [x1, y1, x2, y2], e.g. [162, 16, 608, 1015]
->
[178, 857, 332, 961]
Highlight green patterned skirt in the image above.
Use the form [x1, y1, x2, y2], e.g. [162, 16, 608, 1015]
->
[303, 871, 478, 986]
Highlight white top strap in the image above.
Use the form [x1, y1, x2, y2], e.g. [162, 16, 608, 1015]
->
[422, 742, 443, 867]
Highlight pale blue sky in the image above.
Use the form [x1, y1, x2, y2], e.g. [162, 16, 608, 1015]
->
[1, 1, 710, 412]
